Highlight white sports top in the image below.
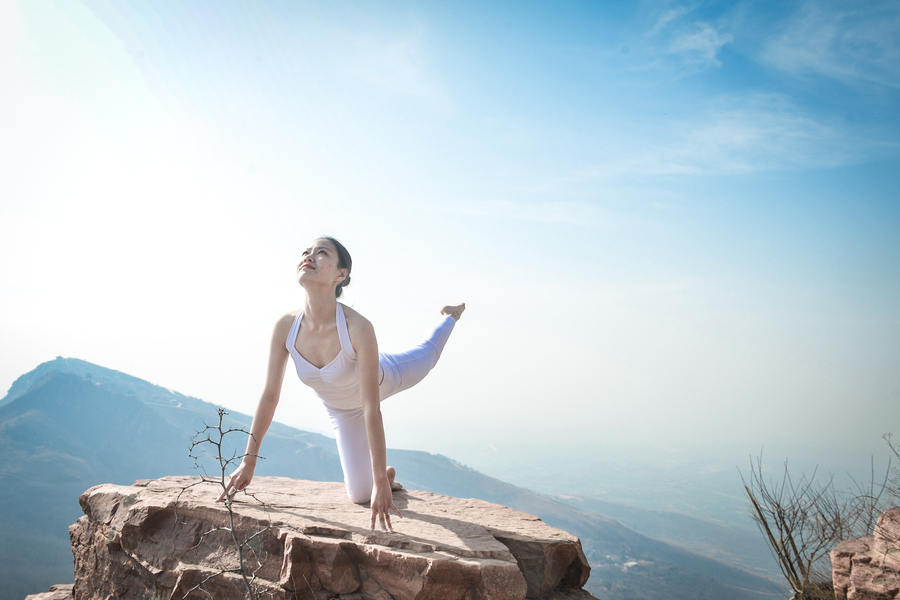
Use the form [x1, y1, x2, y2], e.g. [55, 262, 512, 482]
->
[286, 302, 363, 412]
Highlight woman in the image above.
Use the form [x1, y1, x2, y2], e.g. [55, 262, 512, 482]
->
[218, 236, 464, 532]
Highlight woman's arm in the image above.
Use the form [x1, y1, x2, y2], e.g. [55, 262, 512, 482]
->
[352, 314, 403, 531]
[217, 313, 293, 501]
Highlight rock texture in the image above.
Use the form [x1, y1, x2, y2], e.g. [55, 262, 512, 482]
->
[24, 584, 74, 600]
[832, 507, 900, 600]
[69, 476, 594, 600]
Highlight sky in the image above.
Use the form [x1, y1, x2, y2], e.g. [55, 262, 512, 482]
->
[2, 0, 899, 480]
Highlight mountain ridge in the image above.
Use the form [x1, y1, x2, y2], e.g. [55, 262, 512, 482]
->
[2, 358, 781, 600]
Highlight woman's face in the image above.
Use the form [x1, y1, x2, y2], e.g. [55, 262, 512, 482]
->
[297, 238, 347, 289]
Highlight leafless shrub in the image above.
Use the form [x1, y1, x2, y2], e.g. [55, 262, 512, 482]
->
[742, 449, 892, 600]
[884, 434, 900, 507]
[178, 409, 271, 600]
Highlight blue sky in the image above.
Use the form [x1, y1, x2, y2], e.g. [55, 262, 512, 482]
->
[2, 0, 898, 475]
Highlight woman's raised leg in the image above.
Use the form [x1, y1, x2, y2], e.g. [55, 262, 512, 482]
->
[378, 303, 464, 400]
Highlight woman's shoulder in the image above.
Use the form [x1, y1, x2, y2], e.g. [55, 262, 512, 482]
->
[273, 310, 301, 332]
[267, 310, 301, 353]
[341, 303, 373, 330]
[340, 304, 376, 347]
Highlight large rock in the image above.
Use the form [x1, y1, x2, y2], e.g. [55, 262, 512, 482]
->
[69, 476, 594, 600]
[831, 507, 900, 600]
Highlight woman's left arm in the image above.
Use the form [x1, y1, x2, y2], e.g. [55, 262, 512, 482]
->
[353, 315, 403, 532]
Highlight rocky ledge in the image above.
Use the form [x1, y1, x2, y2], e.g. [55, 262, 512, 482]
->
[831, 507, 900, 600]
[57, 476, 595, 600]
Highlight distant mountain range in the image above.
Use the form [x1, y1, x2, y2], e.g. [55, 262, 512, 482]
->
[0, 358, 783, 600]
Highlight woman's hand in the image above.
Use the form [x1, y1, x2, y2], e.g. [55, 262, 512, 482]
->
[217, 460, 256, 502]
[370, 479, 402, 532]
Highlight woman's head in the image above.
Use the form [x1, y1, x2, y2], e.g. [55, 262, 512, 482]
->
[298, 236, 352, 299]
[321, 236, 352, 298]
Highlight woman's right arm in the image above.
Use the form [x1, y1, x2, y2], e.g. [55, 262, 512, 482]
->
[217, 313, 293, 501]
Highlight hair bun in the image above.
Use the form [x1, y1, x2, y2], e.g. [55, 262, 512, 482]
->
[342, 276, 351, 288]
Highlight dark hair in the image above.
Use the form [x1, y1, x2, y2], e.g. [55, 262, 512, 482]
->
[319, 236, 352, 299]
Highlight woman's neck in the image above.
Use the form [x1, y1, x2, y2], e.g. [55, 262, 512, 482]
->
[303, 289, 338, 323]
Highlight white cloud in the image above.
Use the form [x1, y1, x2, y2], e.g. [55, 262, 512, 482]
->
[647, 5, 692, 36]
[581, 93, 898, 178]
[351, 26, 450, 107]
[761, 1, 900, 89]
[638, 4, 733, 73]
[460, 199, 603, 226]
[669, 23, 733, 68]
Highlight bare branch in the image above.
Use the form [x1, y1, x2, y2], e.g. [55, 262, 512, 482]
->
[741, 446, 895, 600]
[176, 409, 274, 600]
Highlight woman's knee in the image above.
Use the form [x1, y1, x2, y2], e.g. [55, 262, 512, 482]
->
[346, 480, 371, 504]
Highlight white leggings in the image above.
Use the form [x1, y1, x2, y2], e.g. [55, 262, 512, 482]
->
[326, 315, 456, 503]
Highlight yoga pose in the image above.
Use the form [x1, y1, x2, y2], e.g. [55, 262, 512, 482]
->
[218, 236, 464, 532]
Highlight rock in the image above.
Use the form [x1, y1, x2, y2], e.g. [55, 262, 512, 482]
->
[831, 507, 900, 600]
[70, 476, 595, 600]
[24, 583, 73, 600]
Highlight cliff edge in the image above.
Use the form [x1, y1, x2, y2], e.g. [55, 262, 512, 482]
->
[831, 507, 900, 600]
[40, 476, 596, 600]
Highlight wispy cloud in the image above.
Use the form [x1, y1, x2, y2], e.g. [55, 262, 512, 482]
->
[580, 93, 897, 178]
[636, 4, 733, 74]
[647, 6, 692, 36]
[460, 199, 605, 226]
[351, 25, 450, 107]
[669, 23, 733, 68]
[761, 1, 900, 89]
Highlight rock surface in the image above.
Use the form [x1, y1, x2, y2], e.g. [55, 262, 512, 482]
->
[832, 507, 900, 600]
[24, 584, 74, 600]
[68, 476, 595, 600]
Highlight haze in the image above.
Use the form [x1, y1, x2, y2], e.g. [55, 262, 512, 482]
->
[2, 0, 898, 484]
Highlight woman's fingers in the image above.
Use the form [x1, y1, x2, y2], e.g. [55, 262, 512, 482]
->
[216, 472, 242, 502]
[216, 463, 255, 502]
[371, 505, 392, 531]
[370, 499, 403, 532]
[216, 479, 233, 503]
[370, 507, 386, 531]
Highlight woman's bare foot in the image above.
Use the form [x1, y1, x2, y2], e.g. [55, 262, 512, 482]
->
[441, 302, 466, 321]
[386, 466, 403, 491]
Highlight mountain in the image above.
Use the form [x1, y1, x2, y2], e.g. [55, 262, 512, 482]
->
[1, 358, 781, 600]
[0, 359, 342, 600]
[552, 494, 778, 582]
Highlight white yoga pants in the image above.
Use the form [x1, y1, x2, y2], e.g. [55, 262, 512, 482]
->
[326, 315, 456, 504]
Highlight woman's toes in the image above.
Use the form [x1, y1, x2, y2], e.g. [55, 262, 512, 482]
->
[441, 302, 466, 321]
